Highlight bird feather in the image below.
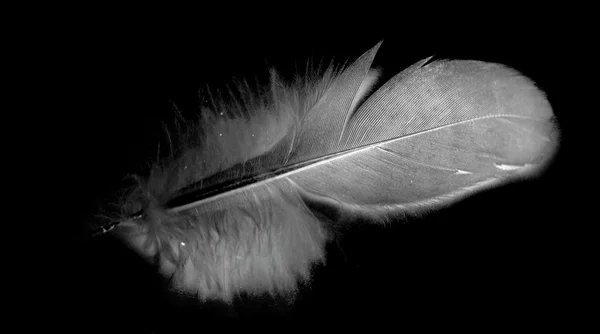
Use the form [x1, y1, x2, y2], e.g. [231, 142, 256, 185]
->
[107, 41, 558, 302]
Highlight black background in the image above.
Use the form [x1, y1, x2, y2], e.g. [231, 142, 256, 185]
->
[49, 12, 572, 330]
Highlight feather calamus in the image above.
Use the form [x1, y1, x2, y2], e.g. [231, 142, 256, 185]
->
[106, 42, 558, 302]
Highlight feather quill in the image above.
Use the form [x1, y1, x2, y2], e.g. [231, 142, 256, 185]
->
[105, 41, 558, 302]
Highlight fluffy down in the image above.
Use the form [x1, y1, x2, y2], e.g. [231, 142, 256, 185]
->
[116, 65, 379, 302]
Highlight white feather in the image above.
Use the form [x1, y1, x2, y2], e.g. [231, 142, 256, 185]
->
[109, 41, 558, 303]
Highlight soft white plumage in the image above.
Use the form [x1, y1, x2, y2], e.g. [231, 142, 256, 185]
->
[107, 41, 558, 303]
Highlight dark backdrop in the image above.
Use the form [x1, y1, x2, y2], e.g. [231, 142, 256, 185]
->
[55, 16, 569, 330]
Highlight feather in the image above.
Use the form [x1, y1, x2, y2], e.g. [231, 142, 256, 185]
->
[103, 41, 558, 303]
